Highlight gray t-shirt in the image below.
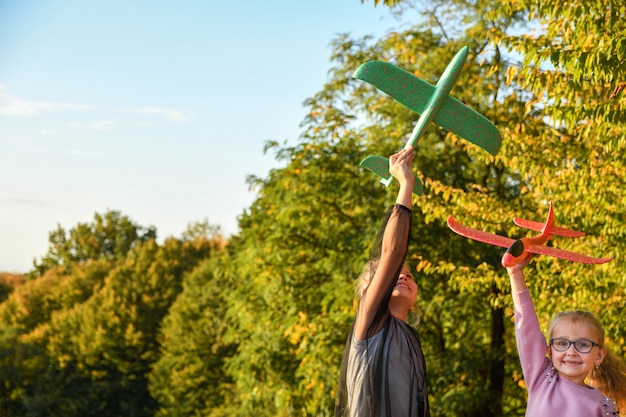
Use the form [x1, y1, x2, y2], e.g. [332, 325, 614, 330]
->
[347, 315, 426, 417]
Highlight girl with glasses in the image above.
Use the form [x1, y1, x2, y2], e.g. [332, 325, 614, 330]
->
[506, 257, 626, 415]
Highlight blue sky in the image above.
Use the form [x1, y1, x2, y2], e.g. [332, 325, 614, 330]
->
[0, 1, 408, 272]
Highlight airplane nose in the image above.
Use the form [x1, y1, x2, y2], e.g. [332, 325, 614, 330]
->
[501, 240, 528, 267]
[506, 240, 525, 257]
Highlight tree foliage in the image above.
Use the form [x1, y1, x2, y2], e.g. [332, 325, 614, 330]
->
[0, 214, 218, 416]
[149, 255, 237, 417]
[0, 273, 25, 303]
[30, 210, 157, 278]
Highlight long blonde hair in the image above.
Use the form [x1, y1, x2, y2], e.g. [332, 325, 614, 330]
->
[355, 259, 380, 300]
[549, 311, 626, 411]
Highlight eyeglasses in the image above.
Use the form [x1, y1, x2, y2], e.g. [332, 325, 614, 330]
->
[550, 338, 601, 354]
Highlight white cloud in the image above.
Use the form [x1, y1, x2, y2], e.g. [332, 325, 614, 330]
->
[26, 146, 54, 154]
[26, 146, 102, 157]
[0, 84, 94, 116]
[123, 106, 192, 122]
[66, 149, 102, 157]
[0, 197, 46, 206]
[39, 128, 57, 136]
[67, 120, 117, 131]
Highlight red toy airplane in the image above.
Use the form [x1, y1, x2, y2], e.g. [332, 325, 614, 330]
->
[447, 201, 613, 267]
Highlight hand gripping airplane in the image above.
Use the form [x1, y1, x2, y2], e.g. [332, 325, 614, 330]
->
[353, 46, 502, 195]
[446, 201, 613, 267]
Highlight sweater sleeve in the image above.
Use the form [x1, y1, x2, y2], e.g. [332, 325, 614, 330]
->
[513, 288, 550, 393]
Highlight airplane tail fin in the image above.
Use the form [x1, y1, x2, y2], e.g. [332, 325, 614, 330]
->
[359, 155, 424, 195]
[541, 201, 555, 234]
[513, 201, 586, 238]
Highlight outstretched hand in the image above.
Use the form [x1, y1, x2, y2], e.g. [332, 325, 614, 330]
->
[506, 254, 534, 275]
[389, 147, 415, 208]
[389, 147, 415, 188]
[506, 254, 533, 293]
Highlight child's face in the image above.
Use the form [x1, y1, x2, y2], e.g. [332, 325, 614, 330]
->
[391, 266, 418, 309]
[549, 318, 606, 386]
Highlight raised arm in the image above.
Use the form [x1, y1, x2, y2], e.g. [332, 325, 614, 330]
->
[506, 259, 529, 301]
[506, 257, 551, 393]
[354, 148, 415, 340]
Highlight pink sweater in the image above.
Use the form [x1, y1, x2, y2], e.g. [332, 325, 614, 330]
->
[513, 289, 618, 416]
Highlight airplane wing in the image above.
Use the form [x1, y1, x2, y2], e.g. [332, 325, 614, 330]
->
[525, 244, 614, 264]
[513, 217, 586, 238]
[352, 61, 502, 156]
[447, 216, 514, 248]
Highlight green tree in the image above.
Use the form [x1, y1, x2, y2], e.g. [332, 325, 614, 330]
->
[0, 327, 46, 417]
[149, 254, 237, 417]
[180, 218, 223, 242]
[224, 133, 380, 415]
[15, 234, 215, 416]
[0, 260, 113, 417]
[31, 210, 156, 278]
[0, 213, 225, 416]
[0, 260, 112, 331]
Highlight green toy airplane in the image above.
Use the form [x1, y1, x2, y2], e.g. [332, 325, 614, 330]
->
[354, 46, 502, 195]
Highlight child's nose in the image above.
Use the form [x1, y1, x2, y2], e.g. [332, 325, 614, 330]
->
[399, 274, 410, 282]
